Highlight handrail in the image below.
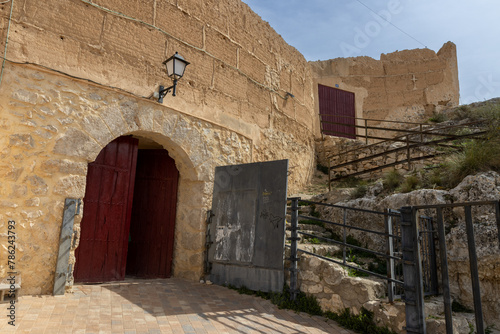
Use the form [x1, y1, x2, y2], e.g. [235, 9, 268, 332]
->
[319, 113, 430, 126]
[330, 130, 486, 171]
[326, 119, 485, 161]
[323, 115, 489, 186]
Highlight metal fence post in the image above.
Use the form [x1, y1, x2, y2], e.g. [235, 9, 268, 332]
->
[289, 197, 300, 301]
[343, 207, 347, 265]
[385, 209, 395, 303]
[400, 206, 426, 334]
[436, 207, 453, 334]
[464, 206, 485, 334]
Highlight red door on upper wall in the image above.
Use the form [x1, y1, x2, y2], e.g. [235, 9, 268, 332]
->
[126, 150, 179, 278]
[318, 84, 356, 139]
[74, 136, 139, 283]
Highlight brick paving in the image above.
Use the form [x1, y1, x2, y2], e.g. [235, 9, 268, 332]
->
[1, 278, 355, 334]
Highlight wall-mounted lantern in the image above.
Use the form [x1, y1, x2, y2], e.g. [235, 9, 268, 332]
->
[156, 52, 190, 103]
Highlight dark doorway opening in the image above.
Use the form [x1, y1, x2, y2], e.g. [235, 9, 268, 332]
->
[74, 136, 179, 283]
[126, 150, 179, 278]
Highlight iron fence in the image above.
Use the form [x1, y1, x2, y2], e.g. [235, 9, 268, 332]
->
[286, 198, 500, 334]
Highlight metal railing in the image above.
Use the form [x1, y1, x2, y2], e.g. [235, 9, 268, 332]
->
[321, 115, 487, 188]
[286, 198, 404, 303]
[287, 197, 500, 334]
[402, 201, 500, 334]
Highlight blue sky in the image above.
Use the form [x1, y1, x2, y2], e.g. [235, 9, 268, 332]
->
[241, 0, 500, 105]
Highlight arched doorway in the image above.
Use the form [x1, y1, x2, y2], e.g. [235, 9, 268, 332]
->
[74, 135, 179, 282]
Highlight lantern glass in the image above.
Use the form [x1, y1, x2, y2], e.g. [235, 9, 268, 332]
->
[164, 52, 189, 79]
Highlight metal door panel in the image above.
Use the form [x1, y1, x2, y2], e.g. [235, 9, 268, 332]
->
[319, 84, 356, 139]
[208, 160, 288, 292]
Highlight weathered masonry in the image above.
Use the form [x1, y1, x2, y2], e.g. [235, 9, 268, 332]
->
[0, 0, 458, 295]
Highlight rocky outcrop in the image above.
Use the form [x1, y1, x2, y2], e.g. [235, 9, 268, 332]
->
[310, 171, 500, 327]
[298, 254, 386, 314]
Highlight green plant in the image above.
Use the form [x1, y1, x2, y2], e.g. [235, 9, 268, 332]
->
[383, 169, 403, 192]
[325, 307, 397, 334]
[400, 175, 420, 193]
[351, 184, 368, 199]
[422, 167, 444, 188]
[303, 236, 321, 244]
[485, 324, 497, 334]
[348, 266, 369, 277]
[335, 176, 367, 188]
[368, 259, 388, 276]
[429, 112, 448, 123]
[299, 219, 325, 228]
[270, 285, 323, 316]
[440, 138, 500, 188]
[316, 163, 329, 175]
[309, 204, 321, 218]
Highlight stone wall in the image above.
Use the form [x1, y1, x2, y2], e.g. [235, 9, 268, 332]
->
[0, 0, 316, 295]
[0, 64, 255, 294]
[310, 42, 459, 139]
[297, 254, 478, 334]
[0, 0, 316, 191]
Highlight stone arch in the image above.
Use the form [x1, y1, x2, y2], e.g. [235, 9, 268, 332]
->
[52, 94, 254, 284]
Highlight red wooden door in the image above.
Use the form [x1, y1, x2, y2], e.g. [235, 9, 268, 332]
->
[74, 136, 139, 283]
[318, 84, 356, 139]
[126, 150, 179, 278]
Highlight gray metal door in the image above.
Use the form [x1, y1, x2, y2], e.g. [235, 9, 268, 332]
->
[208, 160, 288, 292]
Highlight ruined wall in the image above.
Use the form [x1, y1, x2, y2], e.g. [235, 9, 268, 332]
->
[310, 42, 459, 138]
[0, 0, 316, 295]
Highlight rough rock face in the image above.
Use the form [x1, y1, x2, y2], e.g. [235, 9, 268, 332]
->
[297, 254, 386, 314]
[312, 171, 500, 326]
[446, 172, 500, 326]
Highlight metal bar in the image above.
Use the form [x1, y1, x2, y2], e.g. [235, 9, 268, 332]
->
[400, 207, 426, 334]
[496, 201, 500, 248]
[406, 135, 411, 170]
[289, 197, 300, 302]
[298, 214, 401, 239]
[386, 209, 395, 303]
[318, 113, 427, 125]
[410, 200, 499, 210]
[365, 119, 368, 144]
[436, 207, 453, 334]
[326, 129, 486, 163]
[428, 217, 439, 295]
[464, 205, 485, 334]
[321, 120, 485, 140]
[298, 231, 402, 261]
[296, 199, 401, 217]
[330, 152, 447, 181]
[286, 246, 404, 285]
[327, 131, 487, 170]
[343, 208, 347, 266]
[328, 158, 331, 192]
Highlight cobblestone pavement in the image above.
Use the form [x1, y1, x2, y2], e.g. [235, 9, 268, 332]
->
[1, 278, 355, 333]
